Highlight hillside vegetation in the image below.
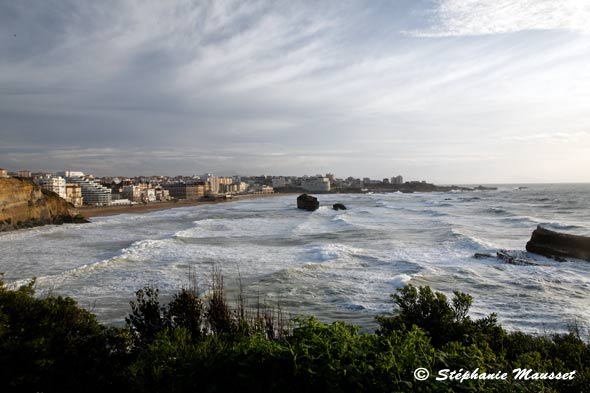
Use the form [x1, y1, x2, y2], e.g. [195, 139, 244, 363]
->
[0, 272, 588, 392]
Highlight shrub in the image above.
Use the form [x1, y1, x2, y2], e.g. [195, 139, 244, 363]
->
[376, 284, 505, 349]
[0, 276, 117, 392]
[1, 271, 589, 392]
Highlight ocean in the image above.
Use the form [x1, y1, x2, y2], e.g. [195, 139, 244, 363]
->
[1, 184, 589, 334]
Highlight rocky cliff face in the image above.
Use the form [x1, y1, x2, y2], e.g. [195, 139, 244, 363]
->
[0, 177, 82, 231]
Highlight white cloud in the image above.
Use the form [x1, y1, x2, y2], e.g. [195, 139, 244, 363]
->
[1, 1, 590, 182]
[411, 0, 590, 37]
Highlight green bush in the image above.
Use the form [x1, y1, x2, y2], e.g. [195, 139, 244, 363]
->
[0, 276, 122, 392]
[1, 272, 588, 392]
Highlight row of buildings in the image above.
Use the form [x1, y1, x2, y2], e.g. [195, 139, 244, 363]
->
[1, 167, 409, 206]
[1, 169, 277, 206]
[269, 174, 404, 192]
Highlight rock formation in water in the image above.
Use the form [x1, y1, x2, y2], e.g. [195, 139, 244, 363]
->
[526, 225, 590, 261]
[0, 177, 86, 231]
[297, 194, 319, 211]
[332, 203, 347, 211]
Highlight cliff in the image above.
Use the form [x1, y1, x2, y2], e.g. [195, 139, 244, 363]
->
[0, 177, 85, 231]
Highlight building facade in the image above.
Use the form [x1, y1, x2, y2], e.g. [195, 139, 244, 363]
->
[272, 177, 287, 188]
[122, 185, 142, 202]
[65, 184, 84, 207]
[251, 184, 274, 194]
[163, 183, 205, 200]
[301, 177, 331, 192]
[65, 176, 112, 206]
[36, 175, 67, 199]
[391, 175, 404, 184]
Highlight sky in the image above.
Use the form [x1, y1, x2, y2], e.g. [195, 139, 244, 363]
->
[1, 0, 589, 183]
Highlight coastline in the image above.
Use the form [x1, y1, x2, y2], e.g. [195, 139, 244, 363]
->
[79, 193, 291, 219]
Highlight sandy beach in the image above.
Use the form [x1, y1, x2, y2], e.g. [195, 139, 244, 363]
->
[79, 193, 290, 218]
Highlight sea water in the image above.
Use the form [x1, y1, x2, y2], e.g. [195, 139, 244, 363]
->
[1, 184, 589, 334]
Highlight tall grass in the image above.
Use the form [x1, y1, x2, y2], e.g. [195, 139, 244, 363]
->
[126, 265, 292, 347]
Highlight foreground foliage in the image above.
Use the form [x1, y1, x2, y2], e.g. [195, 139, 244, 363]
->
[0, 272, 588, 392]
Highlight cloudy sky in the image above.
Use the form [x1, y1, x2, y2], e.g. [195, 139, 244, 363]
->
[1, 0, 589, 183]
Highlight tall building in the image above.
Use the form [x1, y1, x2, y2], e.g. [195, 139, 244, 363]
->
[65, 175, 112, 206]
[18, 170, 32, 178]
[301, 177, 331, 192]
[36, 175, 67, 199]
[122, 185, 142, 202]
[218, 177, 234, 194]
[201, 174, 220, 195]
[391, 175, 404, 184]
[65, 184, 83, 207]
[0, 168, 8, 178]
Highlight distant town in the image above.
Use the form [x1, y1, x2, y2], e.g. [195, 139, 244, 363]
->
[0, 167, 490, 207]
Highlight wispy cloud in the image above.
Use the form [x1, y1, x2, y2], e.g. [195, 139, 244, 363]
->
[501, 131, 589, 143]
[410, 0, 590, 37]
[0, 1, 589, 182]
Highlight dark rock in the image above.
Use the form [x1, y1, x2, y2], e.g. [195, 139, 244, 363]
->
[473, 252, 493, 259]
[332, 203, 347, 211]
[473, 185, 498, 191]
[73, 214, 90, 224]
[297, 194, 319, 211]
[53, 216, 64, 225]
[526, 225, 590, 261]
[496, 250, 539, 266]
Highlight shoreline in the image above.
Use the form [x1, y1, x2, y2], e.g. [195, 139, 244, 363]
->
[79, 193, 292, 219]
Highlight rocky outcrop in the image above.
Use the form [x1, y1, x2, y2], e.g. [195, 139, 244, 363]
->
[0, 177, 84, 231]
[496, 250, 540, 266]
[473, 250, 541, 266]
[473, 185, 498, 191]
[297, 194, 319, 211]
[526, 225, 590, 261]
[332, 203, 347, 211]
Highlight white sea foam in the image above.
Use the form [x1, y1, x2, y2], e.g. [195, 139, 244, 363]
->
[1, 186, 589, 334]
[390, 274, 413, 288]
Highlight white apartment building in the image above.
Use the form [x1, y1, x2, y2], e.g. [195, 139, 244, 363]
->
[223, 182, 249, 194]
[57, 170, 85, 178]
[36, 175, 67, 199]
[201, 174, 233, 195]
[301, 177, 331, 192]
[65, 175, 112, 206]
[142, 188, 156, 203]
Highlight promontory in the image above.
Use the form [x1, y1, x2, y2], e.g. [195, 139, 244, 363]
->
[0, 177, 85, 232]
